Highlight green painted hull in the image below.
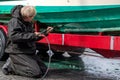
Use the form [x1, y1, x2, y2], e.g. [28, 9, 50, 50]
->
[0, 5, 120, 34]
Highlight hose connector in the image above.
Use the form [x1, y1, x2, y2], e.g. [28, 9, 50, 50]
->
[47, 49, 54, 57]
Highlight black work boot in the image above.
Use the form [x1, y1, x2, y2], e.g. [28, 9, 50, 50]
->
[2, 58, 11, 75]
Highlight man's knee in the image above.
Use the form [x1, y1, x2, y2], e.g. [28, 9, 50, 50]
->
[27, 66, 42, 77]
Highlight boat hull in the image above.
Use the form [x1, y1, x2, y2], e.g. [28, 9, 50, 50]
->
[1, 5, 120, 34]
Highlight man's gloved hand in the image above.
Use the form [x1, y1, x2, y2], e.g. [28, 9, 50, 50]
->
[46, 27, 53, 34]
[34, 32, 45, 37]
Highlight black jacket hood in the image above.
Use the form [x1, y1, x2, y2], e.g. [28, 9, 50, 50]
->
[11, 5, 23, 19]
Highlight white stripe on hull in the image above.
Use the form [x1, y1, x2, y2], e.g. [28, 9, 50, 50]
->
[0, 0, 120, 6]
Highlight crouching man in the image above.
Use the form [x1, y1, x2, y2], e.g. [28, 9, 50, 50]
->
[2, 5, 53, 78]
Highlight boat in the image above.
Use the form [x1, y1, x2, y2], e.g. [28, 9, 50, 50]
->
[0, 0, 120, 34]
[0, 0, 120, 60]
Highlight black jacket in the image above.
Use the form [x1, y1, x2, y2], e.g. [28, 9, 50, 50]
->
[5, 5, 42, 54]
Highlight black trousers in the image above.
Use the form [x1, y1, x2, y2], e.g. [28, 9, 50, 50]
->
[6, 54, 47, 78]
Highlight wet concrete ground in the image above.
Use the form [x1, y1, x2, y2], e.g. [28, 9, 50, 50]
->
[0, 62, 113, 80]
[0, 48, 120, 80]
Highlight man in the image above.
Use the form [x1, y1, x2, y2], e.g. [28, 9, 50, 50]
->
[2, 5, 53, 78]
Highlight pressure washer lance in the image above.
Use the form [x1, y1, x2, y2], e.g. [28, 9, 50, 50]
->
[38, 35, 54, 80]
